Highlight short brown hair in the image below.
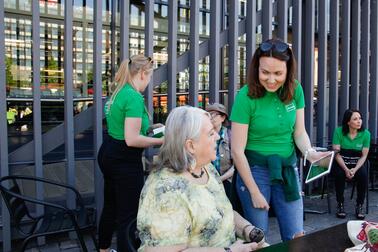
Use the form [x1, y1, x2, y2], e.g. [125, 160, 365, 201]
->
[247, 38, 297, 104]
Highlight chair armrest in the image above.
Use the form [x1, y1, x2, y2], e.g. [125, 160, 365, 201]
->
[0, 186, 69, 212]
[1, 175, 86, 207]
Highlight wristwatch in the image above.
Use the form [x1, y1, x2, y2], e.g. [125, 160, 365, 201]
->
[224, 247, 232, 252]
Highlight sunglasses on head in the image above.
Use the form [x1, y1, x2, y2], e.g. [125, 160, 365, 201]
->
[147, 56, 154, 64]
[259, 40, 289, 53]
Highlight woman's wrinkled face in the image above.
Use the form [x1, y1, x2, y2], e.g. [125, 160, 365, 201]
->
[192, 114, 220, 166]
[258, 56, 287, 92]
[348, 112, 362, 130]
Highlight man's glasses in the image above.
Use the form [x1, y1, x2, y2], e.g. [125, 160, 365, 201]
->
[259, 40, 289, 53]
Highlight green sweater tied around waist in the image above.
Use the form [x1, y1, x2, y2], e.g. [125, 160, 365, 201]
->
[245, 150, 300, 202]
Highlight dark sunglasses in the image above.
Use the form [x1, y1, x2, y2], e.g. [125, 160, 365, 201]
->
[260, 40, 289, 53]
[129, 56, 154, 64]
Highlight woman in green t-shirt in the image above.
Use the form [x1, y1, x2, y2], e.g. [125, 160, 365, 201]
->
[230, 38, 327, 241]
[332, 109, 371, 220]
[97, 55, 163, 252]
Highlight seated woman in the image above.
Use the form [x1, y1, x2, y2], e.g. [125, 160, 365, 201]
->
[332, 109, 371, 219]
[137, 106, 264, 252]
[206, 103, 234, 199]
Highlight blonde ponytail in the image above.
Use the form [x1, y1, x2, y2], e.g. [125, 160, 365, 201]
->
[107, 54, 154, 113]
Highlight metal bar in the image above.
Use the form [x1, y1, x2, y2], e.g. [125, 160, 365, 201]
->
[64, 0, 76, 209]
[168, 0, 178, 110]
[145, 0, 154, 113]
[8, 103, 105, 163]
[93, 0, 103, 226]
[360, 0, 370, 124]
[110, 0, 116, 80]
[246, 0, 256, 69]
[209, 0, 221, 103]
[340, 0, 351, 120]
[303, 0, 315, 141]
[262, 0, 272, 40]
[329, 0, 340, 143]
[277, 0, 288, 42]
[350, 0, 361, 109]
[0, 0, 11, 250]
[32, 0, 44, 233]
[120, 0, 129, 61]
[189, 0, 199, 106]
[292, 0, 302, 82]
[228, 0, 239, 111]
[370, 0, 378, 141]
[317, 0, 327, 146]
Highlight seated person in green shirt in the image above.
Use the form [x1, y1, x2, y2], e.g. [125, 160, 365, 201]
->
[137, 106, 265, 252]
[230, 38, 328, 242]
[332, 109, 371, 220]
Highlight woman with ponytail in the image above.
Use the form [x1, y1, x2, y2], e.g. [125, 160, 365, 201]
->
[97, 54, 163, 252]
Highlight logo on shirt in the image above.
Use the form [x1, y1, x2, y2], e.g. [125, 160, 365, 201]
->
[285, 102, 296, 112]
[356, 144, 363, 148]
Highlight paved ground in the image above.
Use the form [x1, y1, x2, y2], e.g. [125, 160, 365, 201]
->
[19, 185, 378, 252]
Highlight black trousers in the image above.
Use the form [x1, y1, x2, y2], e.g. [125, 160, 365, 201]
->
[97, 135, 144, 252]
[332, 149, 368, 205]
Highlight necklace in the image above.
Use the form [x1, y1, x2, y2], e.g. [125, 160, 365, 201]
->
[190, 167, 205, 179]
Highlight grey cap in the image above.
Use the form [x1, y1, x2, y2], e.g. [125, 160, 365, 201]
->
[205, 103, 228, 119]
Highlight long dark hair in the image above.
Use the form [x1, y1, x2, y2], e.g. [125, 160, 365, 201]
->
[247, 38, 297, 104]
[341, 109, 365, 135]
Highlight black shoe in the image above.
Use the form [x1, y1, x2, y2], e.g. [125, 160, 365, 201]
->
[355, 204, 365, 220]
[336, 202, 346, 218]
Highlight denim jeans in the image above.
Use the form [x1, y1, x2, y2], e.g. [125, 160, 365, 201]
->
[236, 164, 303, 241]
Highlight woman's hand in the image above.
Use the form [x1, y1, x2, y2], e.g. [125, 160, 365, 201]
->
[250, 191, 269, 210]
[345, 169, 354, 180]
[306, 150, 332, 163]
[230, 240, 258, 252]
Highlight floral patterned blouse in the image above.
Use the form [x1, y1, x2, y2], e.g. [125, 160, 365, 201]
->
[137, 164, 236, 250]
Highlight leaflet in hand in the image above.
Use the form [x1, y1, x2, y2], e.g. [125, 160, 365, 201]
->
[152, 126, 165, 138]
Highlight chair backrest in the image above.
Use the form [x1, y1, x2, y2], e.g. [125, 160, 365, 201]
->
[0, 178, 31, 229]
[126, 217, 141, 252]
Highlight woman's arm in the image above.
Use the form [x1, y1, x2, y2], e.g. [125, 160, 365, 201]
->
[231, 122, 269, 210]
[219, 166, 234, 182]
[124, 118, 163, 148]
[351, 148, 369, 175]
[294, 109, 329, 162]
[333, 144, 353, 179]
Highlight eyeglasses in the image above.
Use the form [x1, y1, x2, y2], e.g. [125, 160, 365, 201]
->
[209, 111, 220, 120]
[259, 40, 289, 53]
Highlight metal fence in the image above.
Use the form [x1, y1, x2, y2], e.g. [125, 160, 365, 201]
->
[1, 0, 378, 251]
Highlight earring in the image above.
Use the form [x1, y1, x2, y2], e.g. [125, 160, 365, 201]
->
[189, 159, 196, 172]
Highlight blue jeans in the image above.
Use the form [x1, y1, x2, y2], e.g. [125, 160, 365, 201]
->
[236, 164, 303, 241]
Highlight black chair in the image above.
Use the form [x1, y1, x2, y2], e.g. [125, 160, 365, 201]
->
[0, 175, 97, 252]
[324, 159, 370, 214]
[126, 217, 140, 252]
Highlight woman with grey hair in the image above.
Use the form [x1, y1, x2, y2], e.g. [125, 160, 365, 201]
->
[137, 106, 264, 252]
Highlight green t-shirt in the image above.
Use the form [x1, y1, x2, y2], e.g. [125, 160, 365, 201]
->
[230, 82, 305, 157]
[105, 83, 150, 140]
[332, 126, 371, 151]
